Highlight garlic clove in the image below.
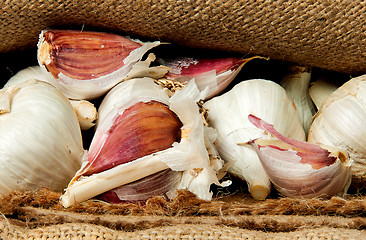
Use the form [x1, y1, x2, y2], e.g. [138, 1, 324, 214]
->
[308, 75, 366, 177]
[246, 114, 352, 199]
[69, 100, 98, 130]
[61, 78, 226, 207]
[78, 100, 183, 176]
[0, 80, 84, 195]
[309, 78, 339, 110]
[159, 56, 256, 100]
[204, 79, 305, 200]
[97, 169, 182, 202]
[37, 29, 160, 100]
[280, 65, 316, 136]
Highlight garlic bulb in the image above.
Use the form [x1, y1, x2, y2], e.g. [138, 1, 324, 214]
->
[280, 65, 316, 135]
[5, 66, 98, 131]
[61, 78, 226, 207]
[37, 29, 162, 100]
[246, 114, 352, 198]
[158, 56, 255, 99]
[204, 79, 305, 200]
[0, 80, 84, 195]
[308, 75, 366, 177]
[309, 78, 339, 110]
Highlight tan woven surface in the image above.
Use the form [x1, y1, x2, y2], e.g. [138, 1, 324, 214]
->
[0, 190, 365, 239]
[1, 0, 366, 74]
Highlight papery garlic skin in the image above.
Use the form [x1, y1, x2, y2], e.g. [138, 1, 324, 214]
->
[280, 65, 316, 135]
[37, 30, 161, 100]
[309, 78, 339, 110]
[204, 79, 305, 200]
[0, 80, 84, 195]
[61, 78, 224, 207]
[309, 75, 366, 177]
[247, 114, 352, 199]
[159, 57, 253, 100]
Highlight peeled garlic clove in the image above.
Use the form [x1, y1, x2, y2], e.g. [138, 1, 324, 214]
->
[309, 78, 339, 110]
[159, 56, 255, 99]
[98, 169, 182, 202]
[204, 79, 305, 200]
[0, 80, 84, 195]
[61, 78, 225, 207]
[37, 29, 160, 100]
[280, 65, 316, 135]
[246, 114, 352, 198]
[308, 75, 366, 177]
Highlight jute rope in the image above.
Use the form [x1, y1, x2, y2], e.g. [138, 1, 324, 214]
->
[1, 0, 366, 74]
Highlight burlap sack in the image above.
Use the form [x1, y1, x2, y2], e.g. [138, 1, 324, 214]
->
[1, 0, 366, 74]
[1, 1, 366, 239]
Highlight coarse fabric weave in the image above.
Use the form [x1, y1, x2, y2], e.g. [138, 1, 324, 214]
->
[1, 0, 366, 74]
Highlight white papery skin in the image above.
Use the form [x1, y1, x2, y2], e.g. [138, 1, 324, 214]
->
[38, 41, 161, 100]
[61, 78, 224, 207]
[250, 139, 352, 198]
[204, 79, 305, 200]
[0, 80, 84, 195]
[308, 75, 366, 176]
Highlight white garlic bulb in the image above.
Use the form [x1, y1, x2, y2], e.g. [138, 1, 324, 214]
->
[308, 74, 366, 177]
[0, 80, 84, 195]
[247, 114, 352, 199]
[204, 79, 305, 200]
[61, 78, 227, 207]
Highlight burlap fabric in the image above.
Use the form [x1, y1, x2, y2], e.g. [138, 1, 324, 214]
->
[1, 0, 366, 74]
[1, 1, 366, 239]
[0, 190, 365, 239]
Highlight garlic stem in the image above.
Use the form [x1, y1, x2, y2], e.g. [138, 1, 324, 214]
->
[69, 100, 98, 130]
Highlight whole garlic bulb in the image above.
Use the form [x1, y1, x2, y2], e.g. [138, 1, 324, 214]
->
[308, 74, 366, 177]
[0, 80, 84, 195]
[204, 79, 305, 200]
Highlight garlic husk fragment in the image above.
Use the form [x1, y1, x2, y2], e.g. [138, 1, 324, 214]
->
[246, 114, 352, 198]
[309, 78, 339, 110]
[37, 29, 161, 100]
[204, 79, 305, 200]
[69, 100, 98, 130]
[159, 56, 256, 100]
[280, 65, 316, 135]
[0, 80, 84, 195]
[308, 75, 366, 177]
[61, 78, 226, 207]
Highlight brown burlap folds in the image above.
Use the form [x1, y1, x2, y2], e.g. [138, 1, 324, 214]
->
[0, 190, 365, 239]
[1, 0, 366, 74]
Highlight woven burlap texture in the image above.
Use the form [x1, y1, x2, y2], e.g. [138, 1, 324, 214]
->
[1, 0, 366, 74]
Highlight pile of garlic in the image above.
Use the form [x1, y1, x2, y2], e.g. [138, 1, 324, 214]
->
[0, 29, 359, 207]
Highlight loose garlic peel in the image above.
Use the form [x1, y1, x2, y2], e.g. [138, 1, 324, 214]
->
[246, 114, 352, 199]
[0, 80, 84, 195]
[204, 79, 305, 200]
[61, 78, 225, 207]
[309, 75, 366, 176]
